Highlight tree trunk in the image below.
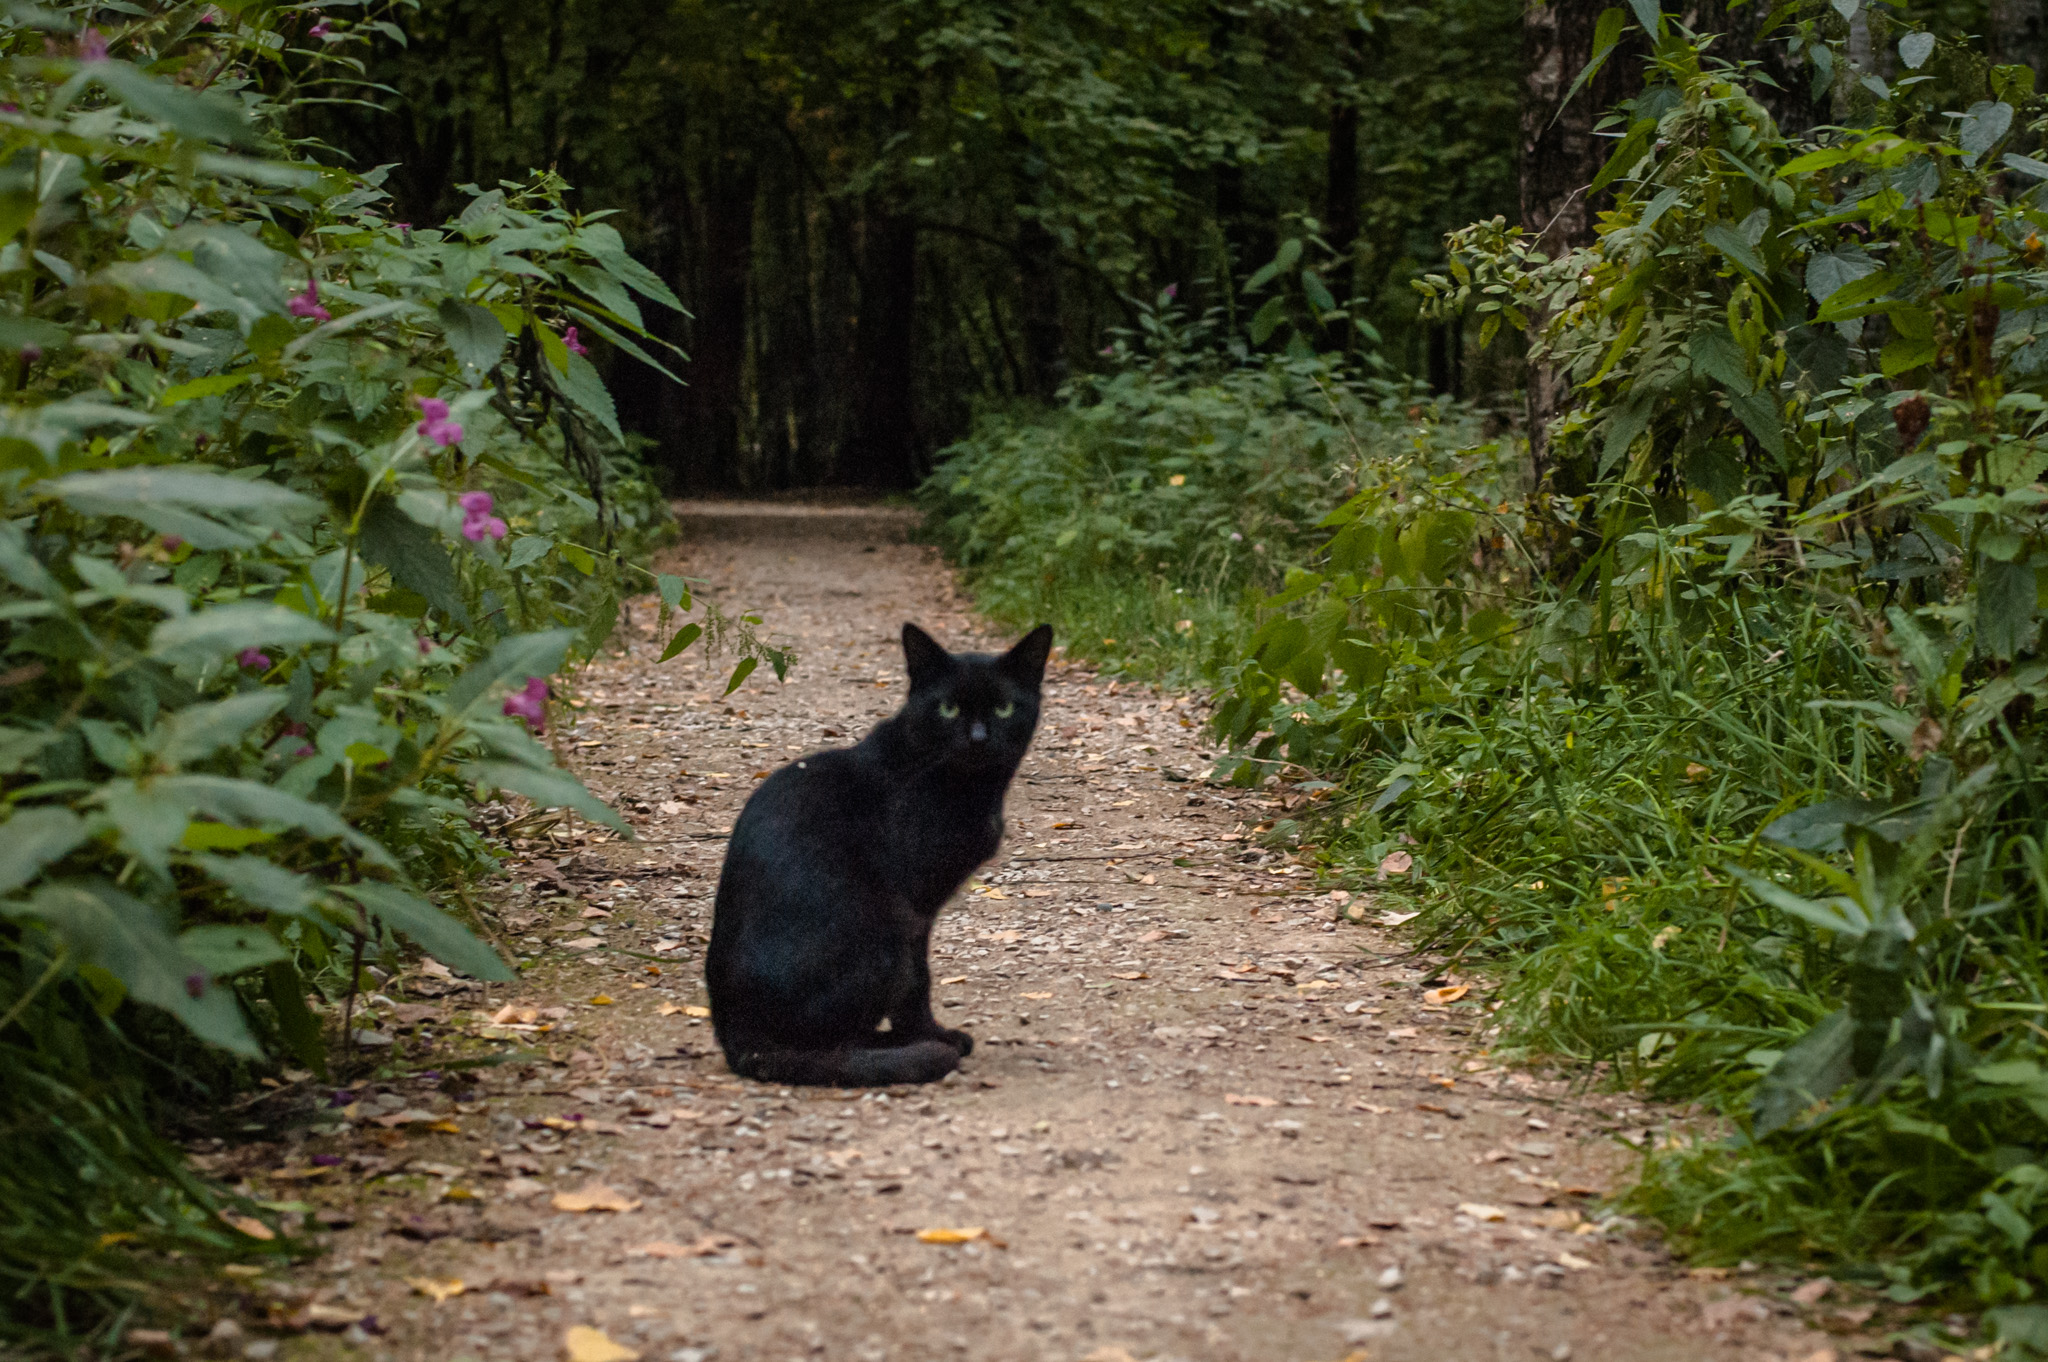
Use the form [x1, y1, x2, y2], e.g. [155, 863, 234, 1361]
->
[840, 207, 918, 489]
[1520, 0, 1638, 482]
[1993, 0, 2046, 78]
[1016, 215, 1066, 400]
[1324, 27, 1365, 302]
[676, 150, 757, 491]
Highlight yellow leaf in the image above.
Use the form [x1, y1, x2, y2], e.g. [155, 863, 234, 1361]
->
[938, 975, 968, 985]
[589, 995, 615, 1006]
[220, 1213, 274, 1241]
[96, 1232, 137, 1248]
[657, 1004, 682, 1016]
[1167, 474, 1186, 486]
[427, 1119, 462, 1134]
[563, 1326, 640, 1362]
[1020, 991, 1053, 1000]
[916, 1226, 1006, 1247]
[1109, 971, 1147, 980]
[1422, 985, 1470, 1005]
[552, 1181, 642, 1214]
[407, 1276, 466, 1303]
[1684, 761, 1710, 781]
[681, 1004, 710, 1018]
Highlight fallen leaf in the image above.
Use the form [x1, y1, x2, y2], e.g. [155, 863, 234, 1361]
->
[1378, 910, 1421, 926]
[1351, 1101, 1393, 1114]
[1684, 761, 1711, 781]
[1555, 1251, 1593, 1271]
[1023, 888, 1052, 898]
[220, 1213, 273, 1240]
[627, 1234, 740, 1258]
[916, 1226, 1006, 1247]
[552, 1182, 642, 1214]
[407, 1276, 465, 1302]
[1378, 850, 1413, 877]
[1225, 1094, 1278, 1107]
[1385, 1026, 1418, 1039]
[426, 1119, 462, 1134]
[1109, 971, 1148, 981]
[1020, 991, 1053, 1000]
[938, 975, 968, 985]
[1422, 984, 1470, 1005]
[656, 1004, 683, 1016]
[1456, 1202, 1507, 1222]
[563, 1326, 640, 1362]
[589, 995, 615, 1006]
[991, 930, 1025, 943]
[1790, 1276, 1833, 1306]
[1138, 930, 1168, 942]
[1080, 1349, 1141, 1362]
[681, 1005, 710, 1018]
[503, 1176, 549, 1198]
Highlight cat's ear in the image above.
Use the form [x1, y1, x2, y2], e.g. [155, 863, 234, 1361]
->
[901, 622, 953, 690]
[998, 624, 1054, 688]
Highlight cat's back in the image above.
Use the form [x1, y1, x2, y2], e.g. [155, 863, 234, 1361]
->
[727, 742, 880, 848]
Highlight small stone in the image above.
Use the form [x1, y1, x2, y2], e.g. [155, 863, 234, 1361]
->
[207, 1320, 243, 1343]
[1552, 1345, 1572, 1361]
[242, 1343, 279, 1362]
[1377, 1265, 1404, 1290]
[1369, 1296, 1394, 1318]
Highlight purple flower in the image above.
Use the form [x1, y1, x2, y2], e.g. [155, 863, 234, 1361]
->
[0, 104, 18, 114]
[18, 344, 38, 364]
[416, 635, 434, 656]
[415, 395, 464, 449]
[238, 647, 272, 671]
[308, 19, 331, 37]
[502, 676, 548, 733]
[184, 972, 207, 999]
[329, 1090, 354, 1107]
[293, 744, 314, 757]
[309, 1154, 342, 1167]
[458, 489, 506, 542]
[198, 7, 221, 25]
[287, 278, 330, 322]
[563, 326, 589, 358]
[160, 535, 184, 552]
[1163, 283, 1179, 300]
[78, 28, 108, 61]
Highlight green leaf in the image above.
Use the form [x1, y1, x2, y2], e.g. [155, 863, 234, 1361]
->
[152, 775, 395, 867]
[1899, 31, 1935, 70]
[557, 542, 596, 575]
[5, 880, 259, 1056]
[177, 923, 288, 977]
[436, 298, 509, 375]
[1729, 867, 1870, 936]
[1960, 101, 2015, 159]
[444, 629, 574, 718]
[1625, 0, 1662, 34]
[659, 622, 703, 662]
[0, 805, 89, 894]
[552, 350, 623, 441]
[1561, 8, 1629, 111]
[1753, 1009, 1854, 1136]
[264, 961, 327, 1077]
[154, 691, 288, 767]
[1702, 222, 1766, 278]
[333, 881, 512, 981]
[158, 373, 253, 407]
[357, 498, 469, 625]
[724, 656, 759, 696]
[1978, 557, 2038, 660]
[1814, 268, 1900, 322]
[87, 62, 260, 148]
[1248, 296, 1287, 345]
[1300, 270, 1336, 313]
[656, 574, 692, 613]
[150, 604, 335, 663]
[464, 760, 628, 833]
[186, 853, 326, 924]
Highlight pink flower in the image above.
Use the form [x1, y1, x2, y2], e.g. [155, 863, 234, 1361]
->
[1163, 283, 1179, 300]
[78, 28, 108, 61]
[238, 647, 272, 670]
[416, 635, 434, 655]
[458, 490, 506, 542]
[198, 7, 221, 25]
[563, 326, 589, 358]
[160, 535, 184, 552]
[415, 395, 464, 448]
[184, 972, 207, 999]
[18, 344, 38, 364]
[308, 19, 331, 36]
[293, 744, 314, 757]
[287, 278, 330, 322]
[503, 677, 548, 733]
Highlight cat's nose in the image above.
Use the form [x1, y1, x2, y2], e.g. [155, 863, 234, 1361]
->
[969, 720, 989, 743]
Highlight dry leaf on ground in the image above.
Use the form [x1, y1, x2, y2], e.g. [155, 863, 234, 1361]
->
[552, 1181, 642, 1213]
[1378, 850, 1413, 877]
[1020, 991, 1053, 1000]
[219, 1213, 273, 1240]
[916, 1226, 1007, 1247]
[1457, 1202, 1507, 1222]
[406, 1277, 465, 1302]
[1422, 984, 1470, 1005]
[1109, 971, 1148, 980]
[627, 1234, 740, 1258]
[563, 1326, 640, 1362]
[1790, 1276, 1833, 1305]
[1225, 1093, 1278, 1107]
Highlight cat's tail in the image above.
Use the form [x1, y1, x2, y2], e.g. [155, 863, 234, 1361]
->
[725, 1039, 960, 1087]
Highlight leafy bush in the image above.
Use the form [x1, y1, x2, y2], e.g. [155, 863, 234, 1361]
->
[0, 1, 725, 1340]
[923, 291, 1492, 681]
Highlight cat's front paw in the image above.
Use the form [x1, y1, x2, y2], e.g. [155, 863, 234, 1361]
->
[937, 1027, 974, 1057]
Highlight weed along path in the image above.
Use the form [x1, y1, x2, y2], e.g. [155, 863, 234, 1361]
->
[257, 505, 1837, 1362]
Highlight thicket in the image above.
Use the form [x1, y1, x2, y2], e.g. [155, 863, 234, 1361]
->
[930, 1, 2048, 1342]
[0, 0, 737, 1343]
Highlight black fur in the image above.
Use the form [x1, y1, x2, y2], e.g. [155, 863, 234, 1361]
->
[705, 622, 1054, 1086]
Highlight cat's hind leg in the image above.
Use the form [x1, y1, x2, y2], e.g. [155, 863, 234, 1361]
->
[724, 1038, 960, 1087]
[887, 953, 973, 1057]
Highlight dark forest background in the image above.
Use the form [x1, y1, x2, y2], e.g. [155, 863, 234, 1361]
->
[304, 0, 2038, 492]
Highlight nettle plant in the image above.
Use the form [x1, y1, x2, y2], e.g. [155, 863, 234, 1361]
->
[0, 0, 753, 1299]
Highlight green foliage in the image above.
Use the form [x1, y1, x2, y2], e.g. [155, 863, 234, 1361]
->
[923, 293, 1490, 682]
[0, 0, 741, 1341]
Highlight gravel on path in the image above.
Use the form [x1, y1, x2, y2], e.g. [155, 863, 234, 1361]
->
[238, 507, 1846, 1362]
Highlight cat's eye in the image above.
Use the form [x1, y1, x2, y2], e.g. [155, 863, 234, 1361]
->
[994, 701, 1015, 718]
[938, 701, 960, 719]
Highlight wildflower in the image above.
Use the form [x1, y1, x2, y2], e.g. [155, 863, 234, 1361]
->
[184, 972, 207, 999]
[238, 647, 272, 670]
[458, 490, 506, 542]
[78, 28, 108, 61]
[417, 635, 434, 655]
[198, 7, 221, 25]
[563, 326, 589, 358]
[160, 535, 184, 552]
[19, 345, 40, 364]
[1229, 531, 1244, 543]
[503, 676, 549, 733]
[415, 395, 464, 448]
[1163, 283, 1178, 300]
[287, 277, 330, 322]
[292, 744, 314, 757]
[308, 19, 331, 36]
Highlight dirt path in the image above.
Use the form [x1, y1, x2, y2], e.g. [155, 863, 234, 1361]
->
[247, 506, 1846, 1362]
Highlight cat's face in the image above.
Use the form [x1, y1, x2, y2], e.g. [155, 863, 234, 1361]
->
[897, 623, 1053, 769]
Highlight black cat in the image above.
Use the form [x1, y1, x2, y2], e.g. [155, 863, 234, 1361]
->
[705, 622, 1054, 1086]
